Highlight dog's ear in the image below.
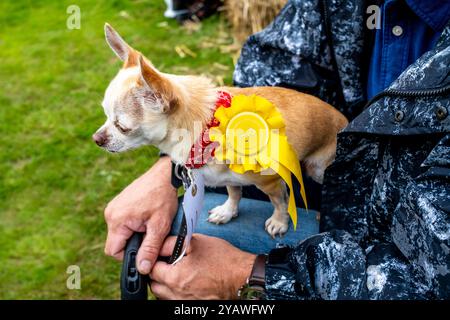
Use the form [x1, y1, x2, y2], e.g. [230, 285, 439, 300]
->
[104, 23, 133, 62]
[138, 55, 178, 113]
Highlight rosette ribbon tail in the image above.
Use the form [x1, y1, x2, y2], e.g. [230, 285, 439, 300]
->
[266, 132, 308, 230]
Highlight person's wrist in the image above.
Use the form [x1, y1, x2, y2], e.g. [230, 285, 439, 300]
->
[149, 156, 177, 192]
[237, 254, 267, 300]
[152, 154, 171, 172]
[230, 252, 257, 299]
[145, 156, 178, 221]
[158, 153, 185, 191]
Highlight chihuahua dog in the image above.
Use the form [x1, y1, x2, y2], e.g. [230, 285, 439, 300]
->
[94, 24, 348, 238]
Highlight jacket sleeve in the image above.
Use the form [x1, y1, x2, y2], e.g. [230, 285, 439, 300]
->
[265, 134, 450, 300]
[232, 0, 339, 108]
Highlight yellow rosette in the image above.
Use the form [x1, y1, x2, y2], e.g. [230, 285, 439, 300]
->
[209, 94, 307, 229]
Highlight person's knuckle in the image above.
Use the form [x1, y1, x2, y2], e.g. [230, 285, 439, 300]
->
[141, 241, 160, 257]
[104, 203, 114, 220]
[159, 219, 171, 235]
[167, 273, 179, 287]
[151, 216, 171, 235]
[105, 207, 133, 227]
[145, 225, 161, 238]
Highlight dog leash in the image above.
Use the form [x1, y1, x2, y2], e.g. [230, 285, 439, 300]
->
[168, 163, 192, 264]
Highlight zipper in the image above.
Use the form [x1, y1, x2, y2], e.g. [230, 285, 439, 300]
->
[364, 84, 450, 109]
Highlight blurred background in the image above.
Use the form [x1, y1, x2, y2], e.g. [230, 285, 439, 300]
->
[0, 0, 285, 299]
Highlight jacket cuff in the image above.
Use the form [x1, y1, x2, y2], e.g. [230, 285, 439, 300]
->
[264, 246, 299, 300]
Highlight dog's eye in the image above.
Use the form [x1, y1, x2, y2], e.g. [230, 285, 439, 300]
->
[114, 120, 131, 134]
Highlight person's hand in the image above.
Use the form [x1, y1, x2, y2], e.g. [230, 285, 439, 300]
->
[150, 234, 256, 299]
[104, 156, 178, 274]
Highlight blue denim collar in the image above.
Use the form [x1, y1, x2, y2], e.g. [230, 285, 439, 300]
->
[405, 0, 450, 31]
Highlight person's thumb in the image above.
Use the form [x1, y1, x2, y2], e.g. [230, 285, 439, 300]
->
[136, 222, 167, 274]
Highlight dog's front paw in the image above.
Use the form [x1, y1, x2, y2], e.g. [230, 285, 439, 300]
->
[207, 202, 238, 225]
[265, 215, 289, 238]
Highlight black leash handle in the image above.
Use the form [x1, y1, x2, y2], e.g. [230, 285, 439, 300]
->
[120, 232, 148, 300]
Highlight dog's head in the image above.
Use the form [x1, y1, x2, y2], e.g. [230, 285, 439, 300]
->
[93, 24, 180, 153]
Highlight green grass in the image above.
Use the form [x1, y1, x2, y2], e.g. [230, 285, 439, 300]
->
[0, 0, 234, 299]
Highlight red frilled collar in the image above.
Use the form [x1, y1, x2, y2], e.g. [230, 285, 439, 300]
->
[185, 91, 232, 169]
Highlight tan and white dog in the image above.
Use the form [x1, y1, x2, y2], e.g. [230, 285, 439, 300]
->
[94, 24, 348, 238]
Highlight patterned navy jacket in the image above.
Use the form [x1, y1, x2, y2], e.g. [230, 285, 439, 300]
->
[234, 0, 450, 299]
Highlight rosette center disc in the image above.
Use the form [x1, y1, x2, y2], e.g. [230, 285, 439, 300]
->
[226, 111, 269, 156]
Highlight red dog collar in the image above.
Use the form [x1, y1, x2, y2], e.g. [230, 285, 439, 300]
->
[185, 91, 232, 169]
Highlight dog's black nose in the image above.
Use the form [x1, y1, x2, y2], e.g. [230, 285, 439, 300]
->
[93, 132, 108, 147]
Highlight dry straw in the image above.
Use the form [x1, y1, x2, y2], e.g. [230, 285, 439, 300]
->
[225, 0, 287, 43]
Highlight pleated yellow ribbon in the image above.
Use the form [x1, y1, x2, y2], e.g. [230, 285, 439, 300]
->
[209, 94, 307, 229]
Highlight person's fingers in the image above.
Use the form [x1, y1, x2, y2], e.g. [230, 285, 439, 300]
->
[150, 281, 173, 300]
[149, 261, 174, 283]
[104, 225, 133, 261]
[136, 218, 170, 274]
[158, 236, 177, 257]
[159, 236, 194, 257]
